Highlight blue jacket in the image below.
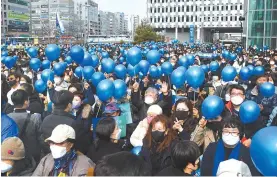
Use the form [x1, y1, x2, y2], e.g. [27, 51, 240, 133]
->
[267, 106, 277, 126]
[1, 113, 19, 143]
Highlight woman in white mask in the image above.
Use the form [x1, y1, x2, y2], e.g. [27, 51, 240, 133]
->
[201, 118, 260, 176]
[33, 124, 95, 176]
[87, 118, 123, 163]
[225, 85, 246, 117]
[1, 137, 36, 176]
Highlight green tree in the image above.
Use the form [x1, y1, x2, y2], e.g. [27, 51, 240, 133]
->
[134, 25, 163, 44]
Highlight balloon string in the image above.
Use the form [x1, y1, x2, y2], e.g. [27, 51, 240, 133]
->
[96, 102, 102, 118]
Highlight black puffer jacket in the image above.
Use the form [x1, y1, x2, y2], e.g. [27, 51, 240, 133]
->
[28, 93, 44, 115]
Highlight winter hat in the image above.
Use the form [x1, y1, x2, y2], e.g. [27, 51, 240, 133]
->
[45, 124, 75, 143]
[1, 137, 25, 160]
[103, 102, 121, 114]
[216, 159, 252, 177]
[147, 104, 163, 115]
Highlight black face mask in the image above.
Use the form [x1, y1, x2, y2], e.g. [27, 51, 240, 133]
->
[8, 80, 17, 87]
[187, 92, 199, 101]
[175, 111, 189, 120]
[206, 121, 221, 132]
[151, 131, 165, 143]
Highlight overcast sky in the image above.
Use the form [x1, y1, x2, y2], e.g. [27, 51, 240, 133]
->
[96, 0, 147, 19]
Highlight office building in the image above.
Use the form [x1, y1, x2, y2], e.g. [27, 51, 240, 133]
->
[1, 0, 30, 38]
[246, 0, 277, 48]
[147, 0, 244, 43]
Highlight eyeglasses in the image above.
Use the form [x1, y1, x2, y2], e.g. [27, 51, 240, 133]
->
[230, 93, 244, 97]
[222, 130, 240, 137]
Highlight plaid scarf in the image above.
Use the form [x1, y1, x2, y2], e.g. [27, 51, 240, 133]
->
[52, 150, 77, 176]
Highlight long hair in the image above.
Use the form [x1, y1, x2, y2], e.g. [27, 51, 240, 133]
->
[144, 115, 176, 153]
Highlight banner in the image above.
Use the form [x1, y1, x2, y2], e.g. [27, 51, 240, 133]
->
[56, 12, 65, 34]
[8, 0, 28, 6]
[8, 12, 29, 20]
[189, 25, 194, 43]
[8, 20, 29, 32]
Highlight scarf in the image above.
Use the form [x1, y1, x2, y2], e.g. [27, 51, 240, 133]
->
[53, 150, 77, 176]
[212, 139, 241, 176]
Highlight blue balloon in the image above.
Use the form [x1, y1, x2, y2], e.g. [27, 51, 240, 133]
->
[212, 53, 219, 59]
[34, 79, 47, 93]
[28, 47, 38, 58]
[147, 50, 161, 64]
[131, 146, 142, 156]
[29, 58, 41, 71]
[138, 60, 150, 76]
[222, 50, 230, 59]
[259, 82, 275, 97]
[177, 66, 186, 72]
[53, 62, 65, 76]
[161, 62, 173, 75]
[210, 61, 219, 72]
[171, 68, 186, 88]
[119, 57, 125, 64]
[239, 100, 260, 124]
[91, 55, 99, 67]
[102, 51, 109, 58]
[70, 45, 84, 64]
[91, 72, 105, 87]
[127, 64, 139, 77]
[149, 65, 160, 78]
[114, 64, 127, 79]
[113, 79, 127, 99]
[201, 95, 224, 119]
[42, 60, 51, 69]
[201, 65, 209, 73]
[221, 66, 237, 82]
[5, 56, 16, 69]
[250, 126, 277, 176]
[254, 66, 265, 76]
[1, 51, 8, 57]
[1, 56, 7, 64]
[101, 58, 115, 73]
[45, 44, 60, 61]
[127, 47, 142, 66]
[187, 54, 195, 65]
[178, 56, 189, 68]
[247, 65, 254, 75]
[65, 56, 72, 64]
[151, 45, 158, 50]
[13, 55, 18, 61]
[83, 66, 95, 80]
[81, 53, 93, 66]
[41, 69, 54, 82]
[74, 66, 83, 78]
[229, 53, 237, 61]
[186, 66, 205, 88]
[239, 67, 251, 81]
[96, 79, 115, 102]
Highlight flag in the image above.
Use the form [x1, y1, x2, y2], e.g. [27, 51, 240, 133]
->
[56, 12, 65, 34]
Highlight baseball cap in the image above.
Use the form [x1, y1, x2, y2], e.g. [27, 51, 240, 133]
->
[45, 124, 75, 143]
[1, 137, 25, 160]
[216, 159, 252, 177]
[103, 102, 121, 114]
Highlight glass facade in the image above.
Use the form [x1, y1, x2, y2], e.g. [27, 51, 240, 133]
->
[247, 0, 277, 48]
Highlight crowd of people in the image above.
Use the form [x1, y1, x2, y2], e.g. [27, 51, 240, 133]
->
[1, 41, 277, 176]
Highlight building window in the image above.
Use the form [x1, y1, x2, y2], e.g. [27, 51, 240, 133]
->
[187, 6, 189, 12]
[178, 16, 180, 22]
[231, 5, 233, 10]
[4, 12, 7, 18]
[226, 16, 228, 21]
[217, 6, 219, 11]
[217, 17, 219, 21]
[221, 6, 223, 10]
[182, 5, 184, 11]
[174, 7, 176, 12]
[191, 16, 193, 22]
[240, 4, 242, 10]
[204, 7, 206, 11]
[208, 17, 210, 21]
[230, 16, 232, 21]
[235, 16, 237, 21]
[235, 5, 238, 10]
[226, 6, 228, 10]
[221, 16, 223, 21]
[182, 15, 184, 21]
[4, 5, 6, 10]
[174, 17, 176, 22]
[195, 6, 198, 11]
[162, 8, 164, 12]
[195, 16, 197, 22]
[186, 15, 189, 21]
[150, 17, 153, 22]
[178, 6, 180, 12]
[213, 6, 215, 11]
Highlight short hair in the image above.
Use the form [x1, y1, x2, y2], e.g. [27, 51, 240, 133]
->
[53, 90, 74, 110]
[96, 117, 116, 141]
[20, 83, 34, 96]
[145, 87, 159, 97]
[21, 75, 32, 84]
[229, 84, 246, 95]
[220, 117, 244, 139]
[256, 75, 268, 81]
[171, 140, 201, 170]
[8, 72, 21, 79]
[11, 90, 29, 108]
[94, 151, 151, 176]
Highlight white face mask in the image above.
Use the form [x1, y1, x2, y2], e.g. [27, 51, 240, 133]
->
[37, 74, 41, 80]
[27, 74, 33, 79]
[111, 128, 122, 140]
[72, 100, 82, 109]
[54, 77, 62, 85]
[20, 81, 27, 85]
[225, 94, 230, 101]
[270, 61, 275, 65]
[212, 76, 219, 82]
[231, 96, 244, 106]
[144, 96, 155, 105]
[50, 145, 67, 159]
[1, 161, 13, 173]
[4, 71, 9, 77]
[22, 67, 28, 72]
[222, 134, 240, 146]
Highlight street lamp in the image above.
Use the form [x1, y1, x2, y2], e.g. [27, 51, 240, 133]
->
[239, 16, 245, 46]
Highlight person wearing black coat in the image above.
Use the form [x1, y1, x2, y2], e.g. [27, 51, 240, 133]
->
[87, 118, 126, 163]
[201, 118, 260, 176]
[131, 82, 172, 123]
